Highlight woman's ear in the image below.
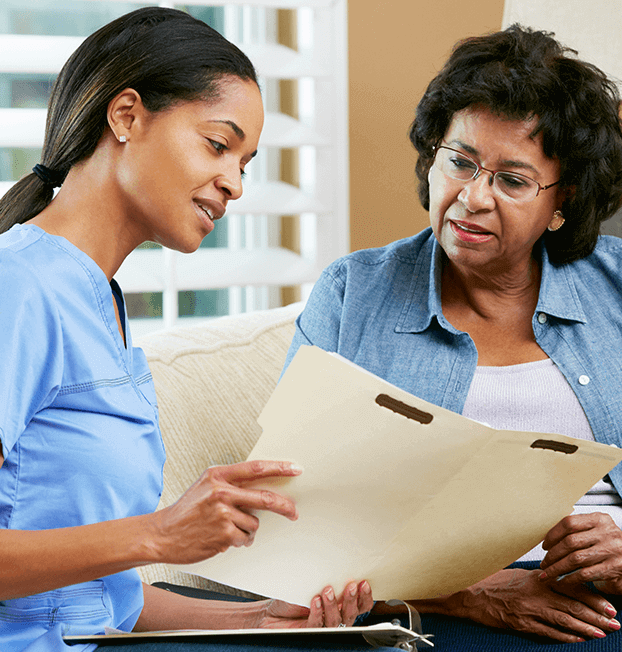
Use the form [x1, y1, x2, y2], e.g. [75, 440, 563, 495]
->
[107, 88, 145, 143]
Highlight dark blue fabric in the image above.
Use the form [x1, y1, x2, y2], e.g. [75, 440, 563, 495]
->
[418, 614, 622, 652]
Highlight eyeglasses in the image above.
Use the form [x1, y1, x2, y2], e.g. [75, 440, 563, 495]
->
[433, 145, 560, 202]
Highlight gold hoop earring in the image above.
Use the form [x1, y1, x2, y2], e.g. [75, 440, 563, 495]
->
[548, 210, 565, 232]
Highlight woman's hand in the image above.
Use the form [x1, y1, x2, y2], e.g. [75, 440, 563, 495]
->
[453, 568, 619, 643]
[148, 460, 302, 565]
[254, 581, 373, 629]
[539, 513, 622, 594]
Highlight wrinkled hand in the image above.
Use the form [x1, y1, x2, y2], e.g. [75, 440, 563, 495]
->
[539, 513, 622, 594]
[151, 460, 302, 564]
[256, 581, 373, 629]
[458, 568, 619, 643]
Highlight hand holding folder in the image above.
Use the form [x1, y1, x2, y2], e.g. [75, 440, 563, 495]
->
[179, 346, 622, 606]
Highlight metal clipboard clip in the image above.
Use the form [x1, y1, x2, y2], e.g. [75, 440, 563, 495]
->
[363, 600, 434, 650]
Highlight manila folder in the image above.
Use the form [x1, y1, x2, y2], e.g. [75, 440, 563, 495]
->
[179, 345, 622, 605]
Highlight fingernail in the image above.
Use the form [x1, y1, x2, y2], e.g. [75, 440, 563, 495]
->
[609, 619, 620, 631]
[606, 605, 617, 617]
[349, 584, 358, 597]
[314, 597, 322, 609]
[593, 629, 606, 638]
[325, 587, 335, 601]
[538, 572, 547, 581]
[576, 638, 585, 643]
[361, 581, 371, 594]
[290, 463, 304, 474]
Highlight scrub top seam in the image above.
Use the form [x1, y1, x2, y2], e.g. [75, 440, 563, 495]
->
[57, 372, 153, 397]
[43, 236, 128, 364]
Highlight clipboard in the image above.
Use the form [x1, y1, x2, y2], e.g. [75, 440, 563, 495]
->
[63, 594, 433, 650]
[64, 600, 433, 650]
[179, 345, 622, 605]
[64, 613, 433, 651]
[63, 625, 429, 650]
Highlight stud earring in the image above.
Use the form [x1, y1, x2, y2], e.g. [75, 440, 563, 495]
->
[547, 210, 565, 232]
[119, 135, 127, 143]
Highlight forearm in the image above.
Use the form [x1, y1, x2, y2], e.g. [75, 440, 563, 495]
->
[407, 592, 468, 617]
[372, 572, 521, 620]
[135, 583, 265, 631]
[375, 569, 619, 643]
[0, 512, 160, 600]
[0, 461, 303, 602]
[371, 592, 464, 619]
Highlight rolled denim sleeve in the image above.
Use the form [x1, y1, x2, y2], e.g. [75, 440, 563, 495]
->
[282, 264, 346, 374]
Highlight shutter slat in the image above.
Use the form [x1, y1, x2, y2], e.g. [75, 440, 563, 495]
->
[232, 181, 330, 214]
[0, 109, 46, 148]
[116, 246, 316, 292]
[239, 42, 328, 78]
[260, 112, 328, 147]
[0, 35, 327, 79]
[0, 35, 84, 74]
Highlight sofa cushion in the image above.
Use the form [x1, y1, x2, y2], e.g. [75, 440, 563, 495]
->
[133, 302, 302, 594]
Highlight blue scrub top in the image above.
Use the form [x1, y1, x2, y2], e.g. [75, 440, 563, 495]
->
[0, 225, 166, 651]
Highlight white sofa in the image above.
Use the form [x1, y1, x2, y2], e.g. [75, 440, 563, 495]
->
[134, 301, 303, 596]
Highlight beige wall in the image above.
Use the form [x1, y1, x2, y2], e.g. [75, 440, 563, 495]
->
[348, 0, 505, 252]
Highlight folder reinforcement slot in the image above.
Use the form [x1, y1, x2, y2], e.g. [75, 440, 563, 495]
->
[530, 439, 578, 454]
[376, 394, 433, 425]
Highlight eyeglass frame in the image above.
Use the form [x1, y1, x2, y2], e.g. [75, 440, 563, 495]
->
[432, 144, 560, 201]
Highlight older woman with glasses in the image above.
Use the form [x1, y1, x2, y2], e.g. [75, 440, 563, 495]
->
[282, 24, 622, 648]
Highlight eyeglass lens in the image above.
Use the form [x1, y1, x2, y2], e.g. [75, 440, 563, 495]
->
[435, 147, 539, 201]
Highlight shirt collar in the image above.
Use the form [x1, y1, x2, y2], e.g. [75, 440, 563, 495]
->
[396, 232, 586, 334]
[535, 243, 587, 324]
[396, 231, 460, 334]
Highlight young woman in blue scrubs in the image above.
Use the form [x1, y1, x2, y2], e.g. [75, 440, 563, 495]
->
[0, 8, 373, 651]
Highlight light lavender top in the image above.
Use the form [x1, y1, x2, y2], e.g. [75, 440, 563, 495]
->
[462, 358, 621, 561]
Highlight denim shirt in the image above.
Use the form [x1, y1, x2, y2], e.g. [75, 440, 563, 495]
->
[284, 227, 622, 496]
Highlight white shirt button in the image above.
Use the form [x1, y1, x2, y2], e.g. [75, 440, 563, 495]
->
[537, 313, 548, 324]
[578, 375, 590, 386]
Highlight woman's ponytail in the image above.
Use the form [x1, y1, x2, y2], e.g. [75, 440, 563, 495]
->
[0, 174, 56, 234]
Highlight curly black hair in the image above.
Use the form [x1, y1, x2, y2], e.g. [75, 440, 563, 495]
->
[410, 24, 622, 264]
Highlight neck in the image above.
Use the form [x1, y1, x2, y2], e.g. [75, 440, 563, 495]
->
[442, 253, 541, 318]
[26, 140, 145, 281]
